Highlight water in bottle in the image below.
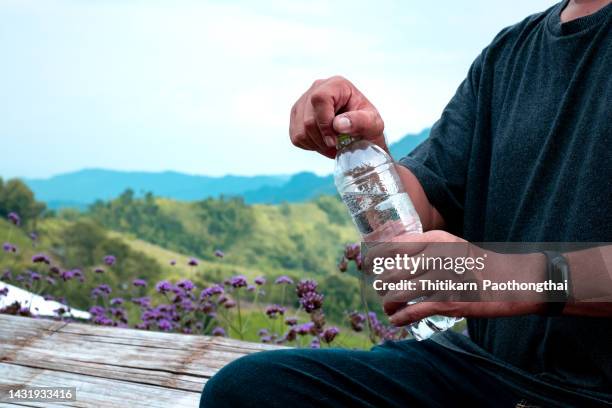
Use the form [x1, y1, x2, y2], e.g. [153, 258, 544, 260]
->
[334, 133, 457, 340]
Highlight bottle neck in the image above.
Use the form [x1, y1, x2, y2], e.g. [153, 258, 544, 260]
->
[336, 133, 355, 150]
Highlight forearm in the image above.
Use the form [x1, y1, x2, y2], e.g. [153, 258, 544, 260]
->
[396, 165, 446, 231]
[562, 245, 612, 316]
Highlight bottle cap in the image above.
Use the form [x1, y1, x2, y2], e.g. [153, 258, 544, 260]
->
[336, 133, 354, 150]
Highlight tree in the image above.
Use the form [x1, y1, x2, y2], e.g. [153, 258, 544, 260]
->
[0, 178, 46, 226]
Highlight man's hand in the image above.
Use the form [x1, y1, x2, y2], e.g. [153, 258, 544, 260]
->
[366, 230, 548, 326]
[289, 76, 386, 158]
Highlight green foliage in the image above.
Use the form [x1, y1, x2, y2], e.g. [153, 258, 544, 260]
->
[1, 218, 163, 310]
[313, 195, 351, 226]
[87, 189, 358, 278]
[0, 177, 46, 226]
[89, 190, 207, 257]
[192, 196, 255, 251]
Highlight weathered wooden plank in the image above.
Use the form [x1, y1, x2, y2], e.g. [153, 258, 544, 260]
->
[0, 314, 285, 407]
[0, 363, 200, 408]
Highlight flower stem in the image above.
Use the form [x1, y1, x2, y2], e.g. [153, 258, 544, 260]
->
[236, 290, 243, 340]
[359, 273, 377, 344]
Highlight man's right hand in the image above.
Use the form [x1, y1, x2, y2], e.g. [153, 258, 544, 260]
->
[289, 76, 386, 159]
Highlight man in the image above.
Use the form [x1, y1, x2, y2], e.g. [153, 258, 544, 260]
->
[201, 1, 611, 406]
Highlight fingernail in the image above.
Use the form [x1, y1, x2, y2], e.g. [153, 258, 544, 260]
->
[324, 136, 335, 147]
[335, 116, 351, 132]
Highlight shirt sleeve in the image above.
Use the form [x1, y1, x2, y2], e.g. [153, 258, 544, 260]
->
[398, 50, 485, 235]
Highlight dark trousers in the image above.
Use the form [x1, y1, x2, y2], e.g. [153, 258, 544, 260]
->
[200, 339, 526, 408]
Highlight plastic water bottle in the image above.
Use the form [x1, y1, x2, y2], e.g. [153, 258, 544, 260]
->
[334, 134, 457, 340]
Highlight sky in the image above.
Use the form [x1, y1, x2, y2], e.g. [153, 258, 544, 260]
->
[0, 0, 558, 179]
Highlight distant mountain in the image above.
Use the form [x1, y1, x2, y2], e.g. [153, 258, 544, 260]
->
[389, 128, 429, 160]
[244, 172, 335, 204]
[26, 170, 289, 209]
[24, 129, 430, 208]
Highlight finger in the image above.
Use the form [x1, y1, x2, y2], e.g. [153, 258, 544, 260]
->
[310, 90, 339, 149]
[289, 94, 317, 151]
[333, 109, 384, 140]
[303, 97, 331, 153]
[381, 280, 435, 316]
[388, 301, 444, 326]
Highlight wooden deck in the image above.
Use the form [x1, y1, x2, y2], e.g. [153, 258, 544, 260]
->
[0, 314, 283, 407]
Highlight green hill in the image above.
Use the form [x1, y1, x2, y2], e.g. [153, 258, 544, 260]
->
[87, 191, 358, 278]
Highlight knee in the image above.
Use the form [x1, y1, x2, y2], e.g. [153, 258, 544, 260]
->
[200, 351, 282, 407]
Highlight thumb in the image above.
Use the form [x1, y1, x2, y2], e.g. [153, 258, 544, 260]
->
[333, 109, 384, 139]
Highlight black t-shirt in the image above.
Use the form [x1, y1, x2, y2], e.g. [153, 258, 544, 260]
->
[399, 0, 611, 398]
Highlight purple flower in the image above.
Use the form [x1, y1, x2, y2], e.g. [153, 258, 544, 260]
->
[158, 319, 173, 331]
[91, 284, 112, 298]
[135, 322, 150, 330]
[94, 267, 105, 274]
[254, 276, 266, 286]
[177, 279, 195, 291]
[188, 258, 199, 266]
[296, 279, 318, 298]
[275, 275, 294, 285]
[3, 243, 18, 253]
[103, 255, 116, 266]
[7, 212, 20, 226]
[348, 311, 366, 332]
[132, 296, 151, 307]
[338, 257, 348, 272]
[344, 243, 360, 260]
[265, 304, 286, 318]
[299, 291, 324, 313]
[155, 280, 173, 294]
[200, 301, 215, 314]
[200, 284, 224, 299]
[180, 299, 195, 311]
[93, 316, 113, 326]
[247, 284, 256, 292]
[310, 337, 321, 349]
[322, 327, 340, 344]
[285, 317, 298, 326]
[214, 249, 225, 258]
[1, 269, 12, 281]
[89, 305, 106, 316]
[169, 259, 176, 266]
[110, 297, 124, 306]
[29, 232, 38, 241]
[258, 328, 269, 337]
[229, 275, 247, 288]
[296, 322, 315, 336]
[212, 326, 226, 337]
[355, 253, 363, 270]
[28, 271, 41, 281]
[133, 278, 147, 287]
[0, 287, 8, 297]
[284, 327, 297, 342]
[60, 270, 75, 281]
[32, 253, 51, 264]
[224, 299, 236, 309]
